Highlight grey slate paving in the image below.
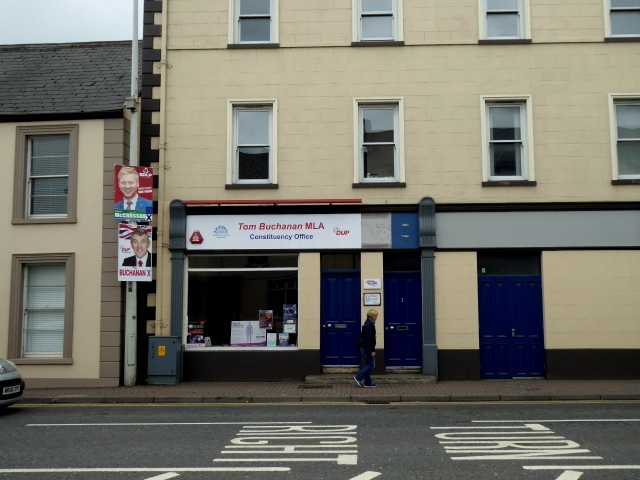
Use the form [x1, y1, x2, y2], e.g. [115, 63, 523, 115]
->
[20, 378, 640, 405]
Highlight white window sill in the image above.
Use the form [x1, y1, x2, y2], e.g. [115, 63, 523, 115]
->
[184, 345, 299, 351]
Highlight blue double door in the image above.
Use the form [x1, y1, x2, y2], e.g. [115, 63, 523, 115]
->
[478, 276, 545, 378]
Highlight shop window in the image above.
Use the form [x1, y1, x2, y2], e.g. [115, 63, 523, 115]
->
[321, 253, 361, 271]
[186, 255, 298, 348]
[383, 252, 420, 271]
[477, 251, 540, 276]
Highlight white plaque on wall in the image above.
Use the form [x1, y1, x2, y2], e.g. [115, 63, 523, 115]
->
[363, 279, 381, 290]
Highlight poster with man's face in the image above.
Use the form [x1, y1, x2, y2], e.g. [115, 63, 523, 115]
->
[114, 165, 154, 222]
[118, 224, 153, 282]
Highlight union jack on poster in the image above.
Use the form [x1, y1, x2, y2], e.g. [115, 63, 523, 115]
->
[119, 224, 152, 240]
[118, 223, 140, 240]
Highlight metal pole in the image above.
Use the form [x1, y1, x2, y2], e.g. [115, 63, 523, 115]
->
[124, 0, 140, 387]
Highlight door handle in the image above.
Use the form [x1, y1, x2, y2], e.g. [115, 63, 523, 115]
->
[511, 328, 516, 337]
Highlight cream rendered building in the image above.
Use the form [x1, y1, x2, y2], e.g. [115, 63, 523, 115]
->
[0, 42, 139, 387]
[140, 0, 640, 381]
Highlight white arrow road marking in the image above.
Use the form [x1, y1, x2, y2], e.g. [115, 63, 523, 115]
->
[215, 454, 358, 465]
[473, 419, 640, 423]
[349, 472, 382, 480]
[27, 422, 311, 427]
[145, 474, 180, 480]
[524, 465, 640, 470]
[0, 468, 290, 473]
[555, 471, 583, 480]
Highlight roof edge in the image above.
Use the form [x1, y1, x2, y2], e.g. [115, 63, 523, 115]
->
[0, 110, 125, 123]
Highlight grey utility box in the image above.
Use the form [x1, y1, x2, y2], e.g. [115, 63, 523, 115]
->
[148, 336, 182, 385]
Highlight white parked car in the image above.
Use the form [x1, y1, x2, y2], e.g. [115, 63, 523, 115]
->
[0, 358, 25, 408]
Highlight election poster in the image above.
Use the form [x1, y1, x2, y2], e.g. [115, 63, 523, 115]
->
[114, 165, 154, 222]
[118, 224, 153, 282]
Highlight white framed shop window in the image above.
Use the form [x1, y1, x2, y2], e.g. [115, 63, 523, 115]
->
[184, 254, 299, 350]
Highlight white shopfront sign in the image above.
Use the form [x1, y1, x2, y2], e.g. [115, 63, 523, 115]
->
[186, 213, 362, 250]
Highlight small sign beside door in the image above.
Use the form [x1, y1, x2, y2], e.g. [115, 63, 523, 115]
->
[364, 293, 381, 306]
[363, 278, 381, 289]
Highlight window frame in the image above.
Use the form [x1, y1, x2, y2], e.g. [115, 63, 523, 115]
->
[610, 94, 640, 180]
[481, 95, 535, 183]
[354, 98, 405, 184]
[479, 0, 530, 41]
[606, 0, 640, 38]
[8, 253, 75, 364]
[12, 124, 78, 225]
[230, 0, 278, 45]
[227, 100, 277, 186]
[353, 0, 403, 42]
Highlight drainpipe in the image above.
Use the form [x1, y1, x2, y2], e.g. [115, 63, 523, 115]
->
[154, 0, 169, 337]
[123, 0, 140, 387]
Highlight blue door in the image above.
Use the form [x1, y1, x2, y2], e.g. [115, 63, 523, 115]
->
[479, 276, 545, 378]
[384, 273, 422, 368]
[321, 272, 361, 366]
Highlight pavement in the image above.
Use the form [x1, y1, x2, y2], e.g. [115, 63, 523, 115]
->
[20, 376, 640, 404]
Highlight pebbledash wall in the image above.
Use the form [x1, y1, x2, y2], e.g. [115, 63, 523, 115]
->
[140, 0, 640, 382]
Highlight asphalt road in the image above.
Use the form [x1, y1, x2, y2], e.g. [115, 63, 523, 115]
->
[1, 401, 639, 479]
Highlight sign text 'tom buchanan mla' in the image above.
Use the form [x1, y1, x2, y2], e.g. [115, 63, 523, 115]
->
[238, 222, 325, 231]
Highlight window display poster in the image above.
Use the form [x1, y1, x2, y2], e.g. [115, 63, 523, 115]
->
[267, 333, 277, 347]
[283, 323, 296, 334]
[278, 333, 289, 347]
[230, 321, 267, 346]
[259, 310, 273, 329]
[283, 304, 297, 322]
[187, 320, 206, 345]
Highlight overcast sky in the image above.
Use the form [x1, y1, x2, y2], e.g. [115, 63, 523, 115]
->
[0, 0, 144, 45]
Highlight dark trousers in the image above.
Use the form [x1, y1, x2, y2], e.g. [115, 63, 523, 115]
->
[355, 347, 375, 386]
